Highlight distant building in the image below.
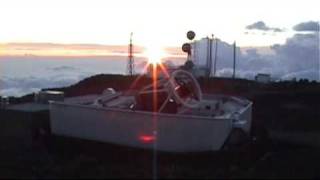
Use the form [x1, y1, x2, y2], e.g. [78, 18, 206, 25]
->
[0, 96, 9, 109]
[255, 73, 271, 83]
[0, 90, 64, 149]
[34, 90, 64, 104]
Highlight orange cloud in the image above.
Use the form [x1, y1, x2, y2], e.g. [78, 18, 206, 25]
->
[0, 43, 147, 57]
[0, 43, 187, 64]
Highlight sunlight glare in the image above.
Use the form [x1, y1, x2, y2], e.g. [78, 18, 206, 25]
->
[144, 44, 166, 65]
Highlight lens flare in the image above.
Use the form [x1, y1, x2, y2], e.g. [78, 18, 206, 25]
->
[144, 44, 166, 65]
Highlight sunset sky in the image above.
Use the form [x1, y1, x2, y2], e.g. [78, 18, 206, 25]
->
[1, 0, 318, 52]
[0, 0, 319, 96]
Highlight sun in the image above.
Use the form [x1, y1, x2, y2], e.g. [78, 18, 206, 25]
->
[144, 44, 166, 65]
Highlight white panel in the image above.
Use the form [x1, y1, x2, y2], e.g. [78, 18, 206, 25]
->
[50, 102, 233, 152]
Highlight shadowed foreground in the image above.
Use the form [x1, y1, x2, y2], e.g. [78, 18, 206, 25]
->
[0, 135, 319, 179]
[1, 75, 320, 178]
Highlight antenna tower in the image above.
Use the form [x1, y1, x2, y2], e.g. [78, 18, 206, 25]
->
[127, 32, 134, 76]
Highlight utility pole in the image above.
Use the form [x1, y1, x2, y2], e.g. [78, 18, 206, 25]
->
[206, 37, 210, 77]
[208, 34, 214, 77]
[205, 35, 214, 78]
[232, 41, 236, 79]
[213, 38, 218, 77]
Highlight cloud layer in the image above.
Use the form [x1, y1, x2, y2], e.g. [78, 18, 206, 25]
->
[293, 21, 319, 32]
[193, 24, 319, 81]
[246, 21, 283, 32]
[0, 21, 319, 97]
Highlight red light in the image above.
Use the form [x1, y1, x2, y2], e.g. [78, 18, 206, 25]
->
[139, 135, 156, 143]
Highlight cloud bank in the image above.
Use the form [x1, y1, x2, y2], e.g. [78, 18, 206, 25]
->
[246, 21, 284, 32]
[0, 21, 319, 97]
[293, 21, 319, 32]
[0, 66, 92, 97]
[193, 22, 319, 81]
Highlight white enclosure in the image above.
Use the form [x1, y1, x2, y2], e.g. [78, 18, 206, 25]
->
[50, 95, 252, 152]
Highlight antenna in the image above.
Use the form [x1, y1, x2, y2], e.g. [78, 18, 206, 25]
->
[127, 32, 134, 76]
[206, 37, 210, 77]
[208, 34, 214, 77]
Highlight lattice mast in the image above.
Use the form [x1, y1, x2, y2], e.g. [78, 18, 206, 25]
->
[127, 32, 134, 76]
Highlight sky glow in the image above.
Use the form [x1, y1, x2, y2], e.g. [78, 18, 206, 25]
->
[0, 0, 318, 48]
